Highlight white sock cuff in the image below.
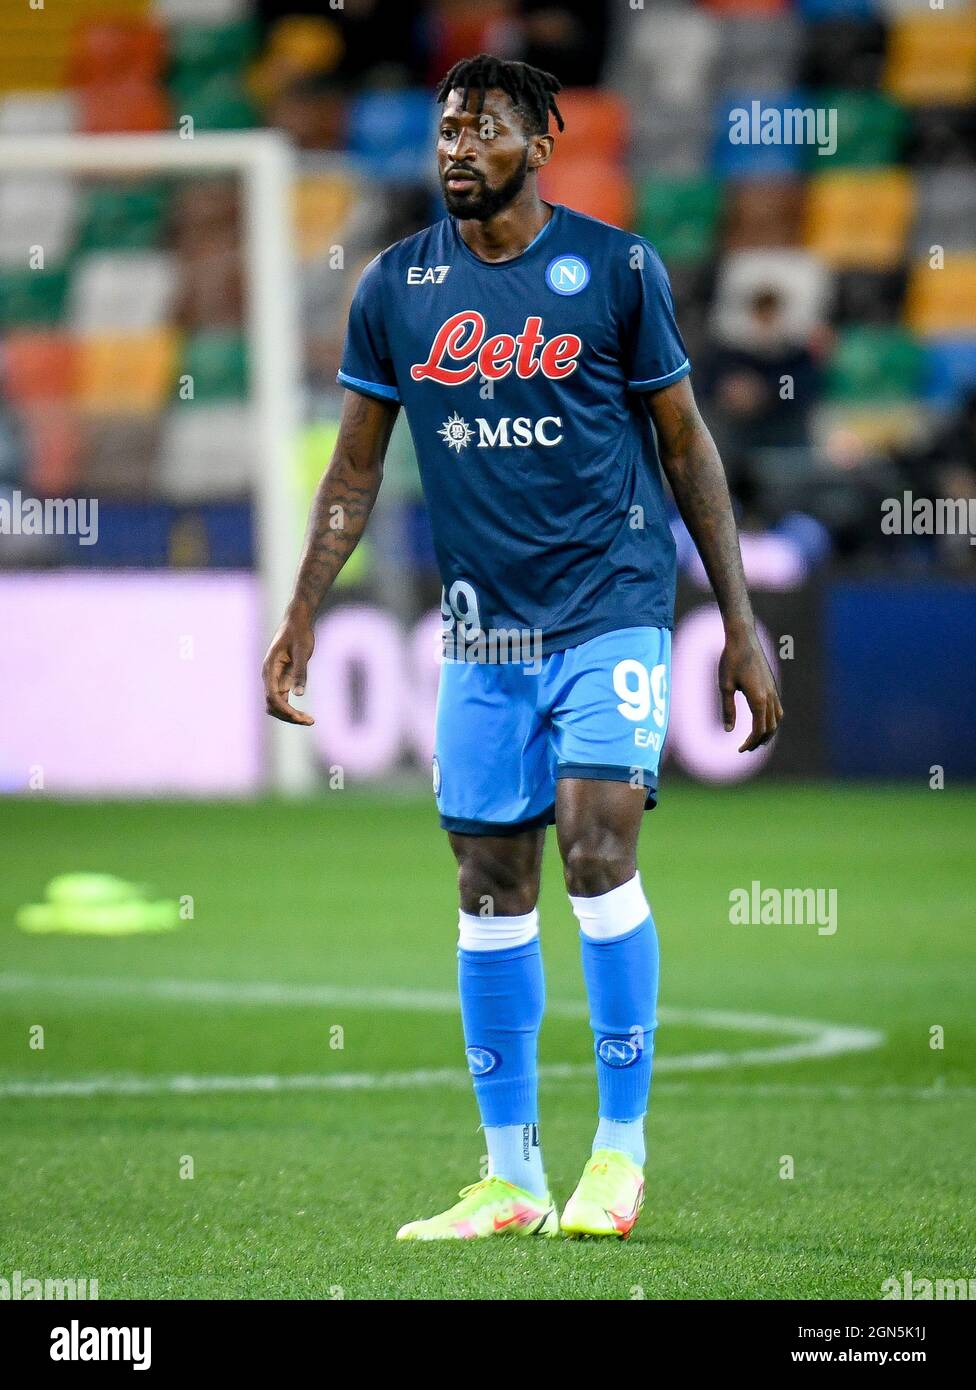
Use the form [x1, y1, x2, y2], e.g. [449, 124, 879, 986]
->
[570, 872, 649, 940]
[458, 907, 539, 951]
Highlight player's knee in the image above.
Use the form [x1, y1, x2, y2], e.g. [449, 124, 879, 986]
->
[456, 849, 538, 917]
[561, 834, 634, 898]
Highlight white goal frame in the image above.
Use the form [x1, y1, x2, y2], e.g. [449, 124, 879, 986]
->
[0, 131, 314, 794]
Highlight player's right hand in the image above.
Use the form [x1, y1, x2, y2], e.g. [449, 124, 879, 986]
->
[262, 616, 316, 726]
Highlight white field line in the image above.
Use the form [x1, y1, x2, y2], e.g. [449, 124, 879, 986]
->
[0, 972, 885, 1100]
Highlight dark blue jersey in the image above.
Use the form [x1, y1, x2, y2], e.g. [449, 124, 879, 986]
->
[338, 203, 690, 653]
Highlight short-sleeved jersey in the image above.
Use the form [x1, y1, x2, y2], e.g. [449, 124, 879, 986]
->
[338, 202, 690, 653]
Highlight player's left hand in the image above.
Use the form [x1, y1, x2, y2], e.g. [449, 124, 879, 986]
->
[718, 625, 783, 753]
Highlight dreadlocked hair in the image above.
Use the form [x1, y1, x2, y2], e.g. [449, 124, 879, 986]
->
[435, 54, 564, 135]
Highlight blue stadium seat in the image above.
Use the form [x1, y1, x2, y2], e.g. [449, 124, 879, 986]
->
[713, 93, 810, 177]
[345, 89, 434, 181]
[924, 339, 976, 409]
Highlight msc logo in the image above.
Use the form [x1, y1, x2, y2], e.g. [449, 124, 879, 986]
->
[465, 1046, 500, 1076]
[407, 265, 450, 284]
[546, 254, 590, 296]
[597, 1036, 641, 1068]
[438, 414, 563, 451]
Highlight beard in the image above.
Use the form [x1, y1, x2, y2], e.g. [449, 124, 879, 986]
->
[442, 147, 530, 220]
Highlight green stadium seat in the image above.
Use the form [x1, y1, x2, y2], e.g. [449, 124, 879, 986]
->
[77, 181, 170, 252]
[0, 268, 69, 328]
[178, 330, 249, 402]
[168, 20, 258, 79]
[167, 73, 259, 131]
[637, 176, 722, 264]
[813, 90, 907, 168]
[824, 325, 927, 402]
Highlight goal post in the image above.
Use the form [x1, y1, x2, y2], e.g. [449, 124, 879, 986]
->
[0, 130, 315, 794]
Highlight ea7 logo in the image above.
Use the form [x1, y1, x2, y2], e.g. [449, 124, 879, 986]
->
[407, 265, 451, 285]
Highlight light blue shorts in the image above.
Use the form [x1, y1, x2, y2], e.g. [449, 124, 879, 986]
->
[433, 626, 671, 835]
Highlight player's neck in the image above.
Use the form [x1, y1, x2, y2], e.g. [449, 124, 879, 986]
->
[456, 189, 553, 265]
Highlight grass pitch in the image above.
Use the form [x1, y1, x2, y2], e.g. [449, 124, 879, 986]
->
[0, 785, 972, 1300]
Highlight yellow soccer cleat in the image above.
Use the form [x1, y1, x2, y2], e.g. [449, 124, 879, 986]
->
[396, 1176, 559, 1241]
[560, 1148, 645, 1239]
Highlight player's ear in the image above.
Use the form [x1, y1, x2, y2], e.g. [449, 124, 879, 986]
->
[528, 133, 554, 171]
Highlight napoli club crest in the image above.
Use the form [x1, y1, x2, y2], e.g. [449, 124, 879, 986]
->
[545, 254, 591, 296]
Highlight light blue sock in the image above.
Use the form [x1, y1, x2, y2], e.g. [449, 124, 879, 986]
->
[457, 914, 547, 1197]
[571, 875, 659, 1173]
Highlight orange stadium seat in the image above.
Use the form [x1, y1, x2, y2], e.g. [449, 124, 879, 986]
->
[884, 12, 976, 106]
[550, 89, 629, 164]
[2, 332, 77, 404]
[76, 330, 178, 414]
[78, 79, 169, 134]
[20, 404, 83, 498]
[539, 160, 633, 231]
[804, 169, 914, 271]
[905, 256, 976, 337]
[68, 20, 165, 86]
[292, 174, 359, 261]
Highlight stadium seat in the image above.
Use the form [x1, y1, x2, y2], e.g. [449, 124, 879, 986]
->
[815, 90, 907, 168]
[70, 252, 178, 333]
[78, 80, 169, 134]
[173, 248, 244, 329]
[292, 174, 359, 262]
[884, 12, 976, 105]
[78, 415, 161, 497]
[0, 92, 77, 135]
[637, 175, 722, 264]
[722, 178, 805, 250]
[713, 94, 809, 178]
[631, 102, 715, 177]
[824, 325, 927, 402]
[167, 73, 259, 130]
[799, 18, 886, 90]
[905, 257, 976, 336]
[715, 15, 803, 94]
[68, 20, 166, 86]
[610, 7, 719, 110]
[158, 403, 256, 499]
[167, 20, 258, 80]
[538, 160, 633, 231]
[76, 330, 178, 414]
[0, 268, 70, 329]
[345, 90, 433, 181]
[702, 0, 790, 12]
[0, 174, 77, 267]
[924, 339, 976, 408]
[77, 180, 171, 252]
[170, 180, 239, 250]
[2, 332, 76, 404]
[804, 169, 914, 269]
[797, 0, 878, 17]
[20, 404, 83, 498]
[906, 106, 976, 168]
[153, 0, 252, 22]
[911, 170, 976, 257]
[548, 90, 629, 164]
[833, 268, 907, 326]
[178, 330, 248, 402]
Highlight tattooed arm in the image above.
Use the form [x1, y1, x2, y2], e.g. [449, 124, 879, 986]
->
[263, 388, 399, 725]
[645, 375, 783, 751]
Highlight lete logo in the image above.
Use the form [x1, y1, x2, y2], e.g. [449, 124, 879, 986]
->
[411, 312, 582, 385]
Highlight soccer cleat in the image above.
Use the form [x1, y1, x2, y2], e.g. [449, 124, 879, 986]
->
[396, 1176, 559, 1241]
[560, 1148, 645, 1239]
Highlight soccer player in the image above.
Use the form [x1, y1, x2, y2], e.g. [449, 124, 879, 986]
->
[263, 55, 782, 1240]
